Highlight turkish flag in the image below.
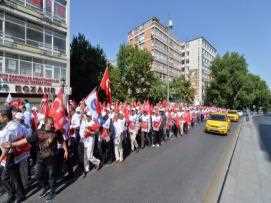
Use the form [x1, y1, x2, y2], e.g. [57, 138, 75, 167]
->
[40, 94, 50, 118]
[49, 88, 65, 130]
[100, 67, 112, 103]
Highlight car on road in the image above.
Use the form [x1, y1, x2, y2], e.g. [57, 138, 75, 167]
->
[205, 113, 231, 135]
[227, 110, 240, 122]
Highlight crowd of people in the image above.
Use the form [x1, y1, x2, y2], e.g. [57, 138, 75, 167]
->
[0, 97, 225, 203]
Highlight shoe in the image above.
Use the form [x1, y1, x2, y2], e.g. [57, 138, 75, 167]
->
[39, 188, 48, 198]
[14, 196, 25, 203]
[46, 191, 55, 202]
[96, 162, 103, 171]
[5, 194, 15, 203]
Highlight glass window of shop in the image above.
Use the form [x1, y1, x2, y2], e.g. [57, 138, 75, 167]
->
[27, 23, 43, 47]
[5, 15, 25, 44]
[20, 56, 32, 76]
[5, 54, 19, 74]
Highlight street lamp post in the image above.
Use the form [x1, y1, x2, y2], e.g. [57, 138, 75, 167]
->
[167, 20, 173, 102]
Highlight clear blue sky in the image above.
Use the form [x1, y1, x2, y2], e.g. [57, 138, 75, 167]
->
[71, 0, 271, 87]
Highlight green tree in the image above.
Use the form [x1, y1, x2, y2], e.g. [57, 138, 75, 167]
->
[205, 52, 271, 110]
[169, 76, 195, 104]
[149, 77, 167, 103]
[70, 33, 107, 102]
[116, 44, 155, 101]
[109, 65, 127, 102]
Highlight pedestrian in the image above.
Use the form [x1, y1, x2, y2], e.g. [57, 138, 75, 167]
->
[113, 113, 126, 162]
[0, 108, 29, 203]
[80, 112, 101, 175]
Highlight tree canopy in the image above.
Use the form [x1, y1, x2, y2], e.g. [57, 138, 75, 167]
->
[70, 33, 107, 102]
[205, 52, 271, 111]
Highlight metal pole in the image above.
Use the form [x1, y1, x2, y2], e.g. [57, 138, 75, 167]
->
[167, 20, 173, 102]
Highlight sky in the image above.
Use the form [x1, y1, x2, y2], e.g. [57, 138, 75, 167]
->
[71, 0, 271, 87]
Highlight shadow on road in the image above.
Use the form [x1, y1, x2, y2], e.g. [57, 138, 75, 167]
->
[255, 116, 271, 161]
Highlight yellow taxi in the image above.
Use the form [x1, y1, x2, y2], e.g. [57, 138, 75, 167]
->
[227, 110, 240, 122]
[205, 113, 231, 135]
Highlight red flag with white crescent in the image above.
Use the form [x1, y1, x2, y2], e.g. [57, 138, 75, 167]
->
[100, 67, 112, 103]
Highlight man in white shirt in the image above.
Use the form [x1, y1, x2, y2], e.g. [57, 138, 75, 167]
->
[128, 109, 140, 152]
[80, 112, 101, 174]
[140, 111, 151, 148]
[0, 108, 28, 202]
[113, 113, 126, 162]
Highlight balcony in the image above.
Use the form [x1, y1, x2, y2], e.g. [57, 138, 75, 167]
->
[0, 36, 66, 60]
[1, 0, 67, 28]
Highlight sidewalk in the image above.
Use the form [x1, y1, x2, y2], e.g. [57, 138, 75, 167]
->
[220, 115, 271, 203]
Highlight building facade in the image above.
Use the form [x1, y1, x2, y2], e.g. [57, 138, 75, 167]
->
[128, 17, 185, 81]
[0, 0, 70, 99]
[186, 37, 217, 104]
[128, 18, 217, 104]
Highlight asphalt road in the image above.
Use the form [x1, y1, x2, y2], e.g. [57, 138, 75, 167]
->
[22, 122, 240, 203]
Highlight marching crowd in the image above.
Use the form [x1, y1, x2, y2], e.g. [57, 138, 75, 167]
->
[0, 97, 224, 202]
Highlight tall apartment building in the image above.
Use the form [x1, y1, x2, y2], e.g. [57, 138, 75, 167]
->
[128, 17, 217, 104]
[128, 17, 185, 81]
[186, 37, 217, 104]
[0, 0, 70, 100]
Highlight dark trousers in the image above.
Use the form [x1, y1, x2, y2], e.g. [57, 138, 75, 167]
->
[183, 123, 188, 134]
[141, 131, 150, 148]
[1, 162, 25, 199]
[35, 157, 56, 193]
[56, 148, 74, 178]
[154, 130, 161, 145]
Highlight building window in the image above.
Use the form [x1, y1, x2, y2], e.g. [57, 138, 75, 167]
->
[0, 19, 3, 37]
[61, 66, 66, 80]
[45, 66, 53, 79]
[5, 19, 25, 44]
[26, 0, 43, 11]
[186, 59, 189, 64]
[181, 60, 185, 65]
[54, 32, 66, 53]
[0, 52, 3, 73]
[27, 23, 43, 47]
[45, 0, 53, 16]
[5, 54, 19, 74]
[181, 52, 185, 57]
[54, 66, 61, 80]
[54, 0, 66, 20]
[20, 60, 32, 76]
[186, 51, 189, 56]
[45, 30, 53, 49]
[33, 63, 43, 77]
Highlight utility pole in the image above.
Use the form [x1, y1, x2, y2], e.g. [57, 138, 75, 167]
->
[166, 19, 173, 102]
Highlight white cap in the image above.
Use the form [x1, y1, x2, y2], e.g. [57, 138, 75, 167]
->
[32, 106, 37, 111]
[75, 107, 81, 113]
[15, 112, 24, 120]
[86, 111, 92, 117]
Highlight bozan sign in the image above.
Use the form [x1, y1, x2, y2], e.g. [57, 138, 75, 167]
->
[0, 74, 58, 95]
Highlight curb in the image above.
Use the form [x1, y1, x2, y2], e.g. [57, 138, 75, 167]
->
[203, 118, 244, 203]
